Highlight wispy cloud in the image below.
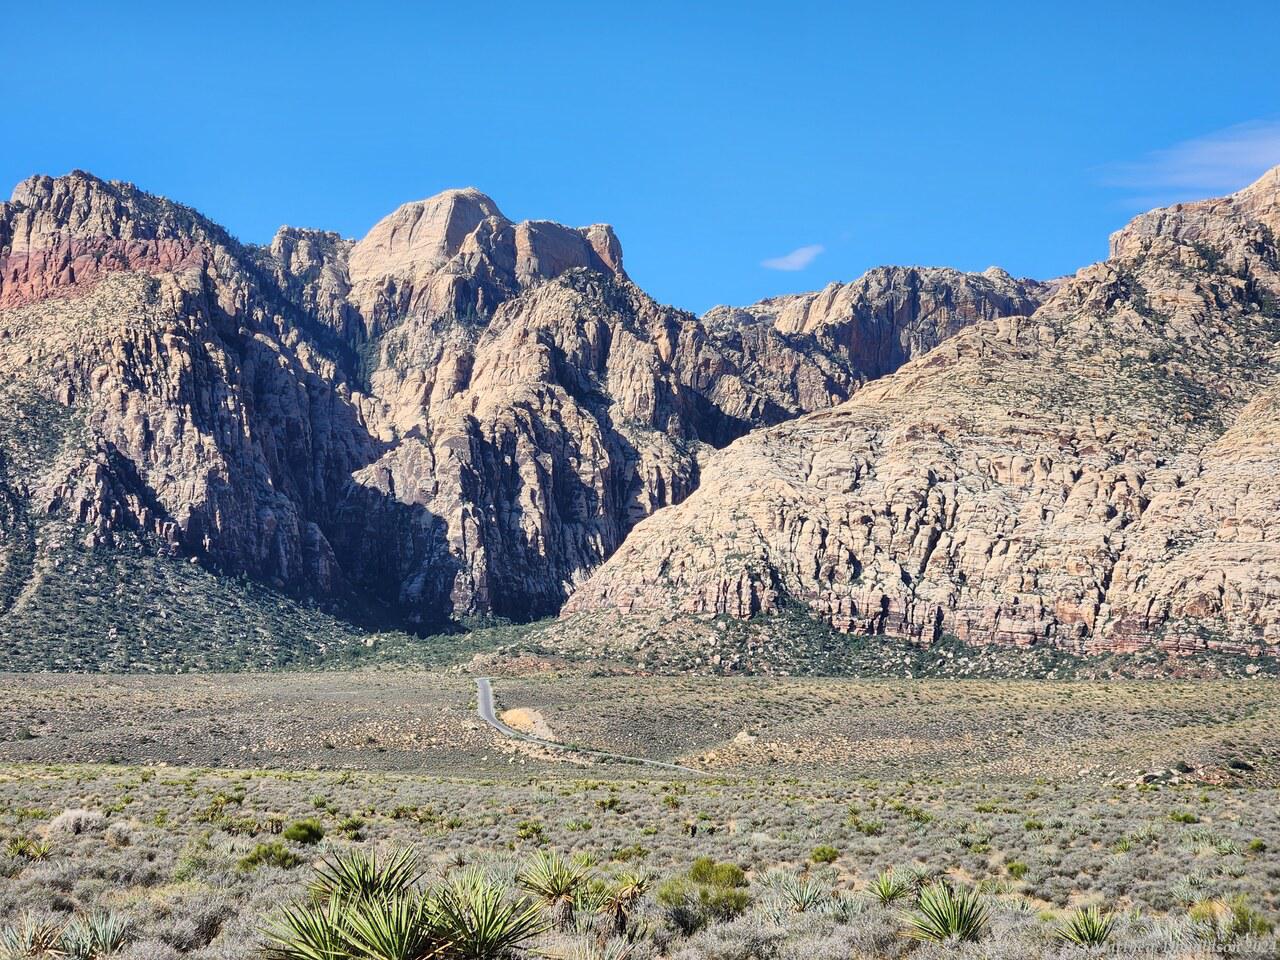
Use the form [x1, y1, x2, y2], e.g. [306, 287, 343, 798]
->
[761, 243, 824, 271]
[1103, 119, 1280, 207]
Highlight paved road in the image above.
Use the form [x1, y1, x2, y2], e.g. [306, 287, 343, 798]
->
[475, 677, 708, 777]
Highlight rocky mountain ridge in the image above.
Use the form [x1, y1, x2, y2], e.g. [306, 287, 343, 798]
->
[0, 171, 1042, 644]
[566, 166, 1280, 658]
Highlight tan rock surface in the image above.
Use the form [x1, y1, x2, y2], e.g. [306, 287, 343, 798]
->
[566, 167, 1280, 657]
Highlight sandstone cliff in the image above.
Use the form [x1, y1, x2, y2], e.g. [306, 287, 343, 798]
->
[0, 171, 1035, 637]
[566, 167, 1280, 658]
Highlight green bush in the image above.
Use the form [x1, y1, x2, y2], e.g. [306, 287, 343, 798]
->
[1189, 896, 1273, 944]
[1169, 810, 1199, 824]
[687, 857, 746, 888]
[282, 818, 325, 845]
[1006, 860, 1029, 880]
[810, 844, 839, 864]
[238, 841, 303, 871]
[658, 857, 751, 935]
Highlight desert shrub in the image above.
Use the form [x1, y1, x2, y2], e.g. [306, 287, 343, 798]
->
[903, 882, 988, 943]
[1006, 860, 1028, 880]
[238, 841, 302, 871]
[1169, 811, 1199, 824]
[48, 809, 105, 837]
[282, 818, 324, 845]
[1188, 896, 1273, 945]
[658, 859, 751, 935]
[687, 858, 746, 889]
[117, 940, 180, 960]
[671, 914, 785, 960]
[809, 845, 838, 864]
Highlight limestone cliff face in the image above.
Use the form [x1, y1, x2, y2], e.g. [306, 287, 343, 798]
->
[0, 171, 1035, 628]
[566, 167, 1280, 657]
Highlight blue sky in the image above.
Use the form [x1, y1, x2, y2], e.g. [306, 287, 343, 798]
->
[5, 1, 1280, 313]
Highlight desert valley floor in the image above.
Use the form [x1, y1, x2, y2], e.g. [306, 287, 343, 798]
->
[0, 669, 1275, 959]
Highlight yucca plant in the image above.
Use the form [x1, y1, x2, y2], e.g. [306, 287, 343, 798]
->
[866, 869, 911, 906]
[435, 878, 546, 960]
[517, 850, 590, 928]
[603, 871, 651, 936]
[309, 848, 422, 902]
[903, 882, 988, 943]
[264, 895, 351, 960]
[1056, 905, 1116, 947]
[61, 912, 130, 960]
[1, 913, 65, 958]
[776, 875, 830, 913]
[342, 892, 442, 960]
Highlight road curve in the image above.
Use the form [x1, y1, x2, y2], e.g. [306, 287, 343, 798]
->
[475, 677, 709, 777]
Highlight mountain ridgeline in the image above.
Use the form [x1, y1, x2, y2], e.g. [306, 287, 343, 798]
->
[0, 167, 1277, 666]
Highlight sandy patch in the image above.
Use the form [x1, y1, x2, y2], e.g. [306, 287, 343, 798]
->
[500, 708, 556, 740]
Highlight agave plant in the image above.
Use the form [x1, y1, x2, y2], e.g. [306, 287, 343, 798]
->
[517, 850, 590, 928]
[434, 878, 546, 960]
[309, 848, 422, 902]
[1056, 905, 1116, 947]
[903, 882, 988, 944]
[866, 869, 911, 906]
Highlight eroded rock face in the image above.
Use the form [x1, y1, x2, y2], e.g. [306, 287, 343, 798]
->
[703, 265, 1049, 413]
[0, 171, 1035, 629]
[566, 167, 1280, 657]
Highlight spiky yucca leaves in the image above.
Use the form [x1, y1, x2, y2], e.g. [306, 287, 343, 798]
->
[434, 878, 546, 960]
[264, 895, 351, 960]
[517, 850, 590, 929]
[866, 869, 911, 906]
[604, 871, 651, 936]
[775, 875, 829, 913]
[341, 893, 442, 960]
[309, 848, 422, 903]
[0, 913, 65, 958]
[1056, 905, 1116, 947]
[4, 837, 51, 862]
[60, 913, 130, 960]
[903, 882, 988, 943]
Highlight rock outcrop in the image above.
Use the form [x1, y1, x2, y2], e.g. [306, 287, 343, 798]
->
[566, 166, 1280, 657]
[0, 171, 1035, 631]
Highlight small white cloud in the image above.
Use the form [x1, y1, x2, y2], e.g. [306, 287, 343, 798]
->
[761, 243, 824, 271]
[1103, 119, 1280, 205]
